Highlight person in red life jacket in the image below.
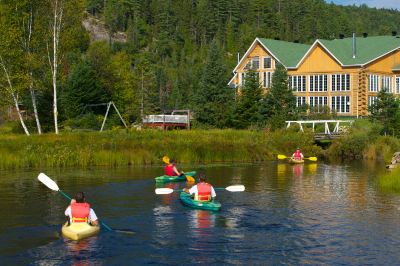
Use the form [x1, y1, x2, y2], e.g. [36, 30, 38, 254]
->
[165, 158, 184, 176]
[292, 148, 304, 160]
[64, 192, 99, 226]
[183, 173, 216, 202]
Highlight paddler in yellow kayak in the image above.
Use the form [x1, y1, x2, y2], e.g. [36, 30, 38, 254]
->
[291, 148, 304, 161]
[64, 192, 99, 226]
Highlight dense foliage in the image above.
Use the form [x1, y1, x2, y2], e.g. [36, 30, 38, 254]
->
[0, 0, 400, 132]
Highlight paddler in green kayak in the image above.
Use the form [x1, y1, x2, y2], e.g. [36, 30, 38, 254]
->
[64, 192, 99, 226]
[165, 158, 184, 176]
[183, 173, 216, 201]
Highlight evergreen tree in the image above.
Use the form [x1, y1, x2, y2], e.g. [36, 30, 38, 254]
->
[369, 89, 400, 136]
[61, 62, 109, 119]
[259, 64, 296, 130]
[195, 40, 233, 127]
[233, 70, 263, 129]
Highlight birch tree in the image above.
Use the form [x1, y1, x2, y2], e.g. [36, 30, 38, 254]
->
[22, 0, 42, 134]
[47, 0, 63, 134]
[0, 1, 30, 135]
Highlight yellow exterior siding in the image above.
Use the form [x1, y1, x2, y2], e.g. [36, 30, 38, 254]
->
[295, 45, 343, 73]
[366, 50, 400, 73]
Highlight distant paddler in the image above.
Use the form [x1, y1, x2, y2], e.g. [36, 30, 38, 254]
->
[291, 148, 304, 161]
[165, 158, 185, 176]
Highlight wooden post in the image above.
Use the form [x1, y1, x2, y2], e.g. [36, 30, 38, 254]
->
[100, 102, 111, 131]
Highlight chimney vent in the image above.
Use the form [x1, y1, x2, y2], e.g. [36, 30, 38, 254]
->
[352, 33, 356, 59]
[392, 31, 397, 36]
[363, 32, 368, 38]
[339, 34, 345, 39]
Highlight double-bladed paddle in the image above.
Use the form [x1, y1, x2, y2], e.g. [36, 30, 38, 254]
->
[37, 173, 135, 235]
[277, 154, 317, 161]
[155, 185, 245, 195]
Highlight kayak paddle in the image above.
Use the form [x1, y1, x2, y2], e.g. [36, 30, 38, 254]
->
[277, 154, 317, 162]
[155, 185, 245, 195]
[162, 155, 195, 182]
[37, 173, 135, 235]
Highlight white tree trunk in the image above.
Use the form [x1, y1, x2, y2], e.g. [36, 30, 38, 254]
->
[48, 0, 63, 134]
[0, 57, 30, 136]
[29, 72, 42, 134]
[23, 6, 42, 134]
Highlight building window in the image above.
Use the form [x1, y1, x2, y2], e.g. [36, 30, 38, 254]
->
[382, 76, 392, 93]
[331, 74, 351, 91]
[309, 96, 328, 112]
[263, 57, 272, 69]
[331, 96, 350, 113]
[368, 96, 377, 107]
[262, 72, 272, 88]
[296, 97, 306, 107]
[309, 75, 327, 92]
[396, 76, 400, 94]
[244, 57, 260, 70]
[368, 74, 379, 92]
[289, 75, 306, 92]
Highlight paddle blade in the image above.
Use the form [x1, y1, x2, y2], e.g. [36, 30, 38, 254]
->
[162, 156, 170, 164]
[225, 185, 245, 192]
[38, 173, 59, 191]
[155, 188, 174, 194]
[277, 154, 287, 160]
[186, 175, 195, 183]
[307, 157, 317, 161]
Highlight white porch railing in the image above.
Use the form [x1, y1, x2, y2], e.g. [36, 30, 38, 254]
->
[286, 120, 354, 134]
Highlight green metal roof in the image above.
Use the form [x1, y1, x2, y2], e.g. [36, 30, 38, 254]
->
[257, 38, 310, 68]
[318, 36, 400, 66]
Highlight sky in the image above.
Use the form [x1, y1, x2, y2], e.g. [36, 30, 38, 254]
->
[329, 0, 399, 10]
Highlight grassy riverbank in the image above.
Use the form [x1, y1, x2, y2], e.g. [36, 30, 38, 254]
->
[327, 120, 400, 162]
[378, 167, 400, 193]
[0, 129, 322, 169]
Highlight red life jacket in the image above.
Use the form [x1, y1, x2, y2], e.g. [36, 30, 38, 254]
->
[294, 151, 302, 160]
[165, 164, 177, 176]
[197, 182, 212, 201]
[71, 202, 90, 223]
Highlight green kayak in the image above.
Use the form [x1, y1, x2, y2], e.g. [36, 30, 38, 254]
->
[179, 192, 221, 211]
[155, 171, 196, 182]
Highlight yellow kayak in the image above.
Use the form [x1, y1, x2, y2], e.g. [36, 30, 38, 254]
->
[289, 158, 304, 164]
[61, 222, 100, 241]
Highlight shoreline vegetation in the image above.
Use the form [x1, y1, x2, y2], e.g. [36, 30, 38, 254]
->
[1, 119, 400, 170]
[0, 128, 322, 169]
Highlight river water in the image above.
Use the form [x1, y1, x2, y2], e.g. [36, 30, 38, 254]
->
[0, 161, 400, 265]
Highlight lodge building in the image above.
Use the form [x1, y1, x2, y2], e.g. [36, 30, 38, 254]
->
[228, 33, 400, 117]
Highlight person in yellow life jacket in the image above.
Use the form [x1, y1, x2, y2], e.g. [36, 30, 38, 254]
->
[184, 173, 216, 202]
[292, 148, 304, 160]
[64, 192, 99, 226]
[165, 158, 184, 176]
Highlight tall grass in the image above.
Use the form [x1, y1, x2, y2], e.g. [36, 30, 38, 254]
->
[0, 129, 322, 169]
[378, 167, 400, 193]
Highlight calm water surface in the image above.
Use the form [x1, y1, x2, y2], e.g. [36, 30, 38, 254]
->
[0, 161, 400, 265]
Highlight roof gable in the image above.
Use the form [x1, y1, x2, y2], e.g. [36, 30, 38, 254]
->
[257, 38, 310, 68]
